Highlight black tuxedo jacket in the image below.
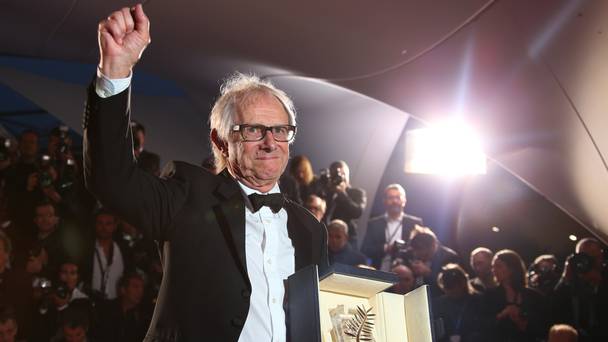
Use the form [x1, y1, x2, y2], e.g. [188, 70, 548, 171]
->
[83, 85, 328, 342]
[361, 213, 423, 269]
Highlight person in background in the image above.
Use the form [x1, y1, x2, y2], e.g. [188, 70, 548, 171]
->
[304, 194, 326, 222]
[547, 324, 578, 342]
[327, 219, 367, 267]
[93, 272, 151, 342]
[320, 160, 366, 247]
[433, 264, 484, 342]
[553, 238, 608, 341]
[480, 249, 548, 342]
[527, 254, 559, 297]
[362, 183, 423, 271]
[402, 226, 459, 296]
[289, 155, 318, 203]
[387, 264, 415, 295]
[0, 306, 19, 342]
[469, 247, 497, 293]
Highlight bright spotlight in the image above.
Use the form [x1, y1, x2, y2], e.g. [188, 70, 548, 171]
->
[569, 234, 577, 241]
[405, 119, 486, 176]
[491, 226, 500, 233]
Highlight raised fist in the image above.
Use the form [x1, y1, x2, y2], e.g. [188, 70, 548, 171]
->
[98, 4, 150, 78]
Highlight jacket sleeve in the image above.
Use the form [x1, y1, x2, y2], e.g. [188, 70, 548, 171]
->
[334, 187, 367, 219]
[361, 220, 384, 269]
[83, 83, 188, 241]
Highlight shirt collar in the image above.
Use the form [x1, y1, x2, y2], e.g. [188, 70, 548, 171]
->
[384, 211, 404, 223]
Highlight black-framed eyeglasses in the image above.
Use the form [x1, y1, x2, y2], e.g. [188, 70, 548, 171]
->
[231, 124, 297, 142]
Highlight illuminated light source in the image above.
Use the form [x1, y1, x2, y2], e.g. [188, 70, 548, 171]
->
[404, 119, 487, 176]
[569, 234, 577, 241]
[491, 226, 500, 233]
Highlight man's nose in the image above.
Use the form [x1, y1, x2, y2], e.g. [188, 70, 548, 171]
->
[260, 130, 277, 150]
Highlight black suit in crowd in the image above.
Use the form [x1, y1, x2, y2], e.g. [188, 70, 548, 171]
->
[479, 286, 549, 342]
[83, 85, 329, 341]
[322, 187, 366, 246]
[361, 213, 423, 270]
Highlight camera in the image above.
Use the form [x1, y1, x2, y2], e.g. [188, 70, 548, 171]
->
[33, 277, 71, 314]
[568, 252, 595, 275]
[389, 239, 415, 268]
[319, 168, 345, 188]
[527, 262, 559, 291]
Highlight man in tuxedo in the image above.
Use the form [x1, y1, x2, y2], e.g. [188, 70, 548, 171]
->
[84, 5, 328, 341]
[361, 183, 422, 271]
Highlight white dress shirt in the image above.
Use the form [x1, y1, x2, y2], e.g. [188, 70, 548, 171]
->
[92, 240, 124, 299]
[95, 74, 296, 341]
[238, 182, 295, 342]
[380, 212, 404, 272]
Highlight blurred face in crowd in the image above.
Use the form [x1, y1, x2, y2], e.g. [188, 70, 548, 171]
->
[578, 240, 603, 270]
[19, 132, 38, 160]
[328, 226, 349, 253]
[34, 204, 59, 235]
[59, 263, 79, 291]
[392, 265, 415, 294]
[121, 277, 145, 307]
[95, 213, 117, 240]
[412, 243, 436, 262]
[63, 325, 86, 342]
[305, 195, 325, 222]
[226, 93, 290, 192]
[442, 277, 468, 299]
[384, 188, 405, 217]
[0, 319, 17, 342]
[492, 258, 511, 285]
[472, 251, 493, 277]
[294, 165, 307, 184]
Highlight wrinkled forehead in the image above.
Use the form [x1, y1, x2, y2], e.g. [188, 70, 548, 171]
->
[235, 91, 289, 124]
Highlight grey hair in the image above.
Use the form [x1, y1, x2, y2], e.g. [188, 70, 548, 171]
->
[208, 73, 297, 171]
[384, 183, 406, 198]
[328, 219, 348, 236]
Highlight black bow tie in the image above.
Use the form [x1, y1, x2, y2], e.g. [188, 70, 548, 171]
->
[248, 193, 285, 213]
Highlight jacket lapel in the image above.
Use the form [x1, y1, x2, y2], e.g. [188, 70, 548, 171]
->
[213, 170, 248, 282]
[284, 200, 313, 271]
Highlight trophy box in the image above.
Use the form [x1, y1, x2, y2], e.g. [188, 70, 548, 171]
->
[288, 263, 435, 342]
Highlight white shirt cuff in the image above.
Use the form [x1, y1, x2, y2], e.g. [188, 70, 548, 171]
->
[95, 68, 132, 98]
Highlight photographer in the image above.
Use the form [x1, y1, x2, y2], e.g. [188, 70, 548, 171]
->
[93, 272, 151, 342]
[361, 183, 423, 271]
[319, 161, 366, 247]
[29, 260, 91, 342]
[400, 226, 459, 296]
[527, 254, 560, 297]
[553, 238, 608, 341]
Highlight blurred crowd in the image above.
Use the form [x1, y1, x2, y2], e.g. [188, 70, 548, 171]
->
[0, 125, 606, 342]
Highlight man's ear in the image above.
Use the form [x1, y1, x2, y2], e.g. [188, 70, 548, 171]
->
[210, 129, 228, 156]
